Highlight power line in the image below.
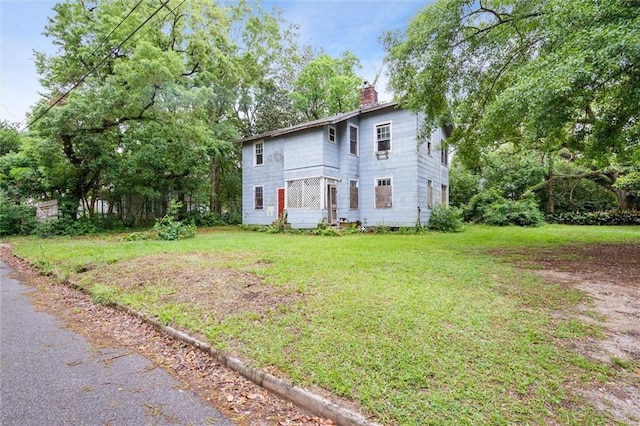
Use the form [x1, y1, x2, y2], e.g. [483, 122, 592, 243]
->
[27, 0, 174, 129]
[85, 0, 145, 66]
[123, 0, 186, 58]
[17, 0, 144, 130]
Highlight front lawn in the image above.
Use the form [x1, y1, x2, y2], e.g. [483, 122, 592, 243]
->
[6, 225, 640, 424]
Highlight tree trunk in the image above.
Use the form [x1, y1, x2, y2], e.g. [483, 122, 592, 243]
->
[545, 155, 555, 214]
[603, 171, 632, 211]
[615, 188, 631, 211]
[210, 157, 222, 215]
[178, 192, 186, 218]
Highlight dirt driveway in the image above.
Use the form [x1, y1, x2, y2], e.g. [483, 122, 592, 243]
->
[509, 243, 640, 424]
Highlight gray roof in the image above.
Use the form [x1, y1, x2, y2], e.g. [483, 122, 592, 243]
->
[239, 101, 399, 143]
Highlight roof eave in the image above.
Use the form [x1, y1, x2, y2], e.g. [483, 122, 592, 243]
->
[237, 101, 399, 144]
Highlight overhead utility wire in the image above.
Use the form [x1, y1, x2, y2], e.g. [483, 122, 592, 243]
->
[18, 0, 144, 130]
[84, 0, 145, 66]
[123, 0, 186, 55]
[27, 0, 173, 129]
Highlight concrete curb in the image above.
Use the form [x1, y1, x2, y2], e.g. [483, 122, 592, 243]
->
[114, 303, 381, 426]
[2, 250, 381, 425]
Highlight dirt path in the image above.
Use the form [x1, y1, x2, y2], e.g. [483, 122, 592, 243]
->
[512, 243, 640, 424]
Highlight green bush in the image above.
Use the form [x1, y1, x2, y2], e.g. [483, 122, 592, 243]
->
[464, 189, 505, 222]
[308, 223, 340, 236]
[483, 193, 545, 227]
[32, 217, 100, 238]
[186, 210, 242, 227]
[0, 196, 37, 236]
[428, 205, 464, 232]
[547, 210, 640, 225]
[154, 201, 196, 240]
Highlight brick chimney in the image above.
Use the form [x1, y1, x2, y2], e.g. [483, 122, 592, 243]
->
[360, 81, 378, 107]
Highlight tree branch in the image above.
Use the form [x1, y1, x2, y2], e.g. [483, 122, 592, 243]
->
[481, 37, 542, 108]
[182, 62, 199, 76]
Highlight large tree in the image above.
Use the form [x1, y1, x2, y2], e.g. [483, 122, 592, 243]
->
[385, 0, 640, 210]
[292, 52, 363, 120]
[29, 0, 294, 220]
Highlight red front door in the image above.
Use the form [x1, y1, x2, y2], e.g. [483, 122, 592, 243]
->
[277, 188, 285, 217]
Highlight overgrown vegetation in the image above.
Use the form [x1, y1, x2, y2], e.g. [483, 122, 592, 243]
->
[482, 192, 545, 227]
[386, 0, 640, 213]
[7, 225, 639, 424]
[0, 0, 368, 234]
[547, 210, 640, 226]
[427, 204, 464, 232]
[153, 201, 196, 241]
[0, 190, 37, 236]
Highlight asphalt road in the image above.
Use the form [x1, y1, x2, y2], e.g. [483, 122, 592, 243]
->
[0, 260, 233, 426]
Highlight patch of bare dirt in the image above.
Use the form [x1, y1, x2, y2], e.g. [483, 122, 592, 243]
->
[78, 252, 303, 323]
[0, 245, 332, 426]
[505, 243, 640, 424]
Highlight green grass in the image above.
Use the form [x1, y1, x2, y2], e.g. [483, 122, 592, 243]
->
[5, 224, 640, 424]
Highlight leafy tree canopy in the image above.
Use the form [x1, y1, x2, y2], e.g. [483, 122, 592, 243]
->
[385, 0, 640, 170]
[292, 52, 363, 120]
[27, 0, 297, 220]
[0, 122, 22, 156]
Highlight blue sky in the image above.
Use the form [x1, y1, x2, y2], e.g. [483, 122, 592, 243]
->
[1, 0, 429, 127]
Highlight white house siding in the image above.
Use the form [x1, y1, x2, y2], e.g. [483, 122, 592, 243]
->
[242, 139, 284, 225]
[283, 128, 323, 171]
[337, 118, 361, 223]
[241, 102, 449, 229]
[357, 107, 421, 227]
[282, 128, 339, 228]
[417, 125, 450, 224]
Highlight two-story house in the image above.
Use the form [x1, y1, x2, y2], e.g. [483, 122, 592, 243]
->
[240, 84, 450, 228]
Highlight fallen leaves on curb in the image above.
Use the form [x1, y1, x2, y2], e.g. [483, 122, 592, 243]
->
[0, 246, 336, 426]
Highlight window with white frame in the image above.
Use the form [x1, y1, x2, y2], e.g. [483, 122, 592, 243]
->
[349, 179, 359, 209]
[349, 125, 358, 155]
[375, 178, 392, 208]
[375, 122, 391, 152]
[254, 186, 264, 209]
[441, 184, 448, 206]
[426, 139, 432, 156]
[328, 126, 337, 143]
[427, 179, 434, 209]
[254, 142, 263, 165]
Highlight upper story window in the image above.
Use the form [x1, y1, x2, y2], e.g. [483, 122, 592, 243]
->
[440, 145, 449, 166]
[375, 122, 391, 152]
[328, 126, 337, 143]
[426, 139, 432, 156]
[254, 142, 263, 165]
[349, 125, 358, 155]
